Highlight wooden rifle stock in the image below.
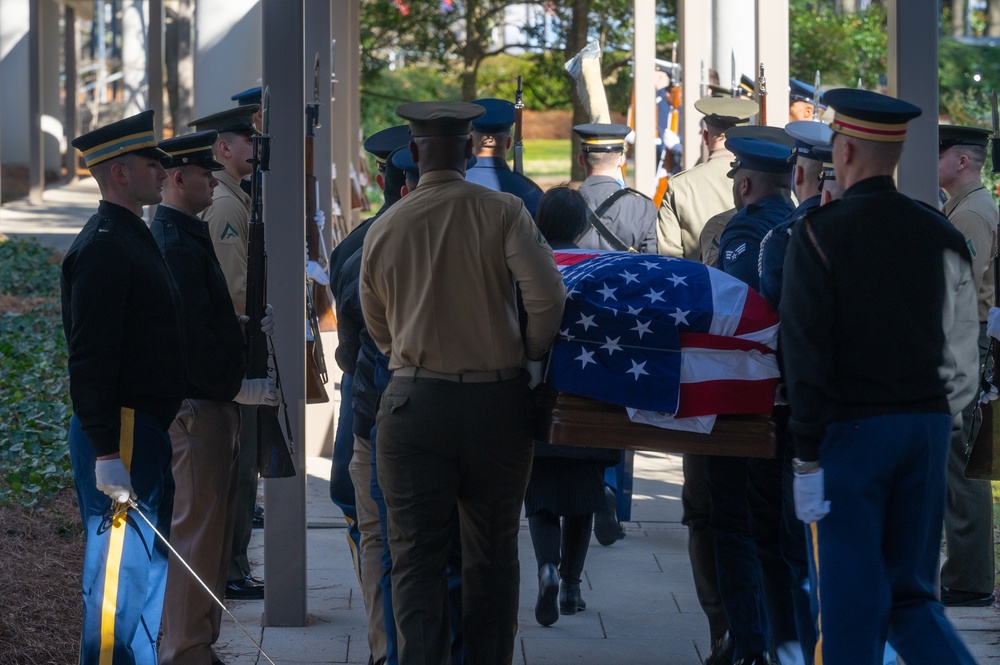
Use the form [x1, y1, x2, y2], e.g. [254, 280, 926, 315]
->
[305, 106, 337, 333]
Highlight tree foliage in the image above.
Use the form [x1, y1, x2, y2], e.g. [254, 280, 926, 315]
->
[788, 0, 887, 88]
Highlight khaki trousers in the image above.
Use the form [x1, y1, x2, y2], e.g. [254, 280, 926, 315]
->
[349, 435, 387, 664]
[159, 399, 240, 665]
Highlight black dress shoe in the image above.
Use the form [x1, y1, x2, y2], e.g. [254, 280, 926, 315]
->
[941, 586, 996, 607]
[225, 576, 264, 600]
[594, 486, 626, 546]
[559, 581, 586, 615]
[732, 654, 769, 665]
[534, 563, 559, 626]
[705, 631, 734, 665]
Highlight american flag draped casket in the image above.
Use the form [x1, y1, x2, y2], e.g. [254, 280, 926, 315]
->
[535, 251, 779, 458]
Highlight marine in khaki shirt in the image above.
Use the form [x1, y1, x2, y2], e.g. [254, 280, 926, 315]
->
[201, 170, 252, 315]
[656, 97, 759, 261]
[942, 177, 997, 321]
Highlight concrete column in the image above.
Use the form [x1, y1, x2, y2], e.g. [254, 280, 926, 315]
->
[713, 0, 755, 101]
[632, 0, 656, 197]
[677, 0, 711, 170]
[887, 0, 939, 206]
[261, 0, 308, 627]
[28, 0, 43, 204]
[347, 0, 362, 230]
[193, 0, 262, 118]
[148, 0, 164, 137]
[304, 0, 336, 458]
[65, 6, 79, 182]
[755, 0, 789, 126]
[121, 0, 149, 115]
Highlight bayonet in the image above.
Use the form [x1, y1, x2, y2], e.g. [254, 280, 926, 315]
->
[813, 70, 821, 121]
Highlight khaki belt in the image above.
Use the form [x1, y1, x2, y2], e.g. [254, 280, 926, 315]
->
[394, 366, 522, 383]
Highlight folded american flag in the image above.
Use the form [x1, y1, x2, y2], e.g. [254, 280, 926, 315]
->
[547, 251, 780, 419]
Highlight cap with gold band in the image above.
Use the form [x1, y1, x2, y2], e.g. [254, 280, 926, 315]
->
[824, 88, 921, 143]
[158, 130, 225, 171]
[363, 125, 411, 172]
[395, 101, 485, 138]
[71, 109, 167, 168]
[573, 123, 632, 153]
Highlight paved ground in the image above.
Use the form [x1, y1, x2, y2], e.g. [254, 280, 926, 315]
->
[5, 181, 998, 664]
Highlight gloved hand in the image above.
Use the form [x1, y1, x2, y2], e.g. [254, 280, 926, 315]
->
[526, 359, 545, 389]
[314, 209, 326, 231]
[235, 378, 280, 406]
[306, 260, 330, 286]
[95, 457, 135, 503]
[980, 384, 999, 405]
[260, 304, 275, 337]
[793, 467, 831, 523]
[989, 307, 1000, 341]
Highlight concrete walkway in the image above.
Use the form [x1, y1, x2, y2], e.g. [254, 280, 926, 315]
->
[215, 453, 1000, 665]
[0, 177, 101, 252]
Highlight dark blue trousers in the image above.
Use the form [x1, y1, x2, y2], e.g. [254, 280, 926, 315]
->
[69, 410, 174, 665]
[810, 413, 976, 665]
[331, 374, 363, 582]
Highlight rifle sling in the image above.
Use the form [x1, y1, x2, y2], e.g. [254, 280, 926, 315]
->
[587, 188, 639, 253]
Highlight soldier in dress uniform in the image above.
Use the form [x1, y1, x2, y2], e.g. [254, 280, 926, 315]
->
[63, 109, 182, 665]
[657, 97, 759, 260]
[466, 97, 544, 217]
[781, 88, 979, 665]
[360, 101, 566, 665]
[937, 124, 997, 609]
[151, 130, 277, 665]
[188, 104, 267, 601]
[573, 123, 657, 253]
[788, 79, 824, 123]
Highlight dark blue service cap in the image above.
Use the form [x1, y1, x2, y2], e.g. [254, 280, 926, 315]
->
[783, 120, 833, 162]
[725, 137, 794, 177]
[158, 130, 225, 171]
[727, 124, 797, 148]
[363, 125, 411, 166]
[825, 88, 921, 143]
[396, 101, 485, 138]
[231, 86, 262, 107]
[71, 109, 167, 167]
[789, 78, 825, 108]
[573, 123, 632, 152]
[188, 105, 259, 136]
[939, 125, 991, 149]
[390, 145, 477, 181]
[472, 98, 515, 133]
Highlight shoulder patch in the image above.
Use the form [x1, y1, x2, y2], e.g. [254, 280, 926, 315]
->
[967, 237, 977, 259]
[219, 222, 240, 243]
[95, 216, 116, 235]
[725, 242, 747, 263]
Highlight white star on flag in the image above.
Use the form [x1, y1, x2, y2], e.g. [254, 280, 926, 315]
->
[632, 320, 653, 339]
[597, 283, 618, 301]
[559, 328, 576, 341]
[576, 348, 597, 369]
[601, 336, 622, 355]
[577, 313, 597, 330]
[626, 304, 643, 315]
[669, 308, 691, 325]
[621, 270, 639, 284]
[640, 261, 660, 271]
[644, 288, 665, 304]
[666, 273, 687, 287]
[626, 359, 649, 380]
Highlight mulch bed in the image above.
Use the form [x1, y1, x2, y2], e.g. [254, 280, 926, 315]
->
[0, 489, 83, 665]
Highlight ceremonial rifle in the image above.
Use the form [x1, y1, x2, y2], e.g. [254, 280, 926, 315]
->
[328, 39, 352, 245]
[812, 70, 822, 122]
[757, 63, 767, 126]
[246, 86, 295, 478]
[965, 89, 1000, 480]
[304, 54, 332, 405]
[730, 50, 738, 99]
[513, 76, 525, 175]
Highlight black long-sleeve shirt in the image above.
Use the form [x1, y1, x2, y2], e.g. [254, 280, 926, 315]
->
[61, 200, 186, 456]
[150, 204, 245, 401]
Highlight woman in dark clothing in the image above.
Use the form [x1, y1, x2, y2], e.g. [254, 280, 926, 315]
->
[527, 186, 620, 626]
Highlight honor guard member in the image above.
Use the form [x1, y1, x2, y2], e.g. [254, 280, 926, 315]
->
[658, 97, 759, 260]
[467, 98, 544, 217]
[574, 122, 657, 253]
[331, 125, 411, 665]
[360, 101, 566, 665]
[63, 109, 182, 665]
[937, 124, 998, 608]
[189, 103, 268, 600]
[709, 136, 800, 665]
[151, 131, 278, 665]
[654, 60, 683, 176]
[781, 88, 979, 665]
[230, 86, 264, 196]
[788, 79, 824, 122]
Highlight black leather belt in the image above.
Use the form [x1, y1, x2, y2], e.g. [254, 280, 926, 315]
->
[393, 367, 522, 383]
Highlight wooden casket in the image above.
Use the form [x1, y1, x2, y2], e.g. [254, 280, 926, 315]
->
[535, 388, 777, 459]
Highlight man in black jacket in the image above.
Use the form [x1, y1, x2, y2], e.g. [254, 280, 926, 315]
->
[151, 130, 277, 665]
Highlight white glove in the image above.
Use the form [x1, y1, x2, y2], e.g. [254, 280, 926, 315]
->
[306, 260, 330, 286]
[314, 209, 326, 231]
[260, 304, 275, 337]
[235, 378, 280, 406]
[989, 307, 1000, 340]
[980, 384, 999, 405]
[95, 458, 135, 503]
[793, 467, 831, 523]
[526, 359, 544, 389]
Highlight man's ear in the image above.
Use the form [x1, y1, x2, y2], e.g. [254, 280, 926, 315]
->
[215, 140, 230, 160]
[739, 175, 752, 197]
[577, 153, 584, 167]
[375, 172, 386, 192]
[505, 135, 513, 151]
[794, 164, 806, 187]
[110, 160, 129, 186]
[409, 140, 419, 164]
[465, 135, 474, 159]
[400, 184, 410, 198]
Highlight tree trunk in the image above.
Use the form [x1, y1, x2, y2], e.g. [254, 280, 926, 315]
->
[952, 0, 967, 37]
[835, 0, 858, 13]
[989, 0, 1000, 36]
[567, 0, 590, 182]
[461, 0, 483, 101]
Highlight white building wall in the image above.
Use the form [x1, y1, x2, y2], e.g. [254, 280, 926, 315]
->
[193, 0, 262, 118]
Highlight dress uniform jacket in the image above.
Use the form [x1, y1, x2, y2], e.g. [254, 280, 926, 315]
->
[699, 208, 736, 268]
[717, 194, 795, 292]
[200, 171, 252, 316]
[657, 147, 736, 260]
[577, 175, 657, 253]
[758, 194, 821, 309]
[943, 180, 998, 321]
[61, 201, 185, 455]
[465, 156, 544, 218]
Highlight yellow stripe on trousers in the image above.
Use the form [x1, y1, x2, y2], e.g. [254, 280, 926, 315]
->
[99, 408, 135, 665]
[810, 521, 823, 665]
